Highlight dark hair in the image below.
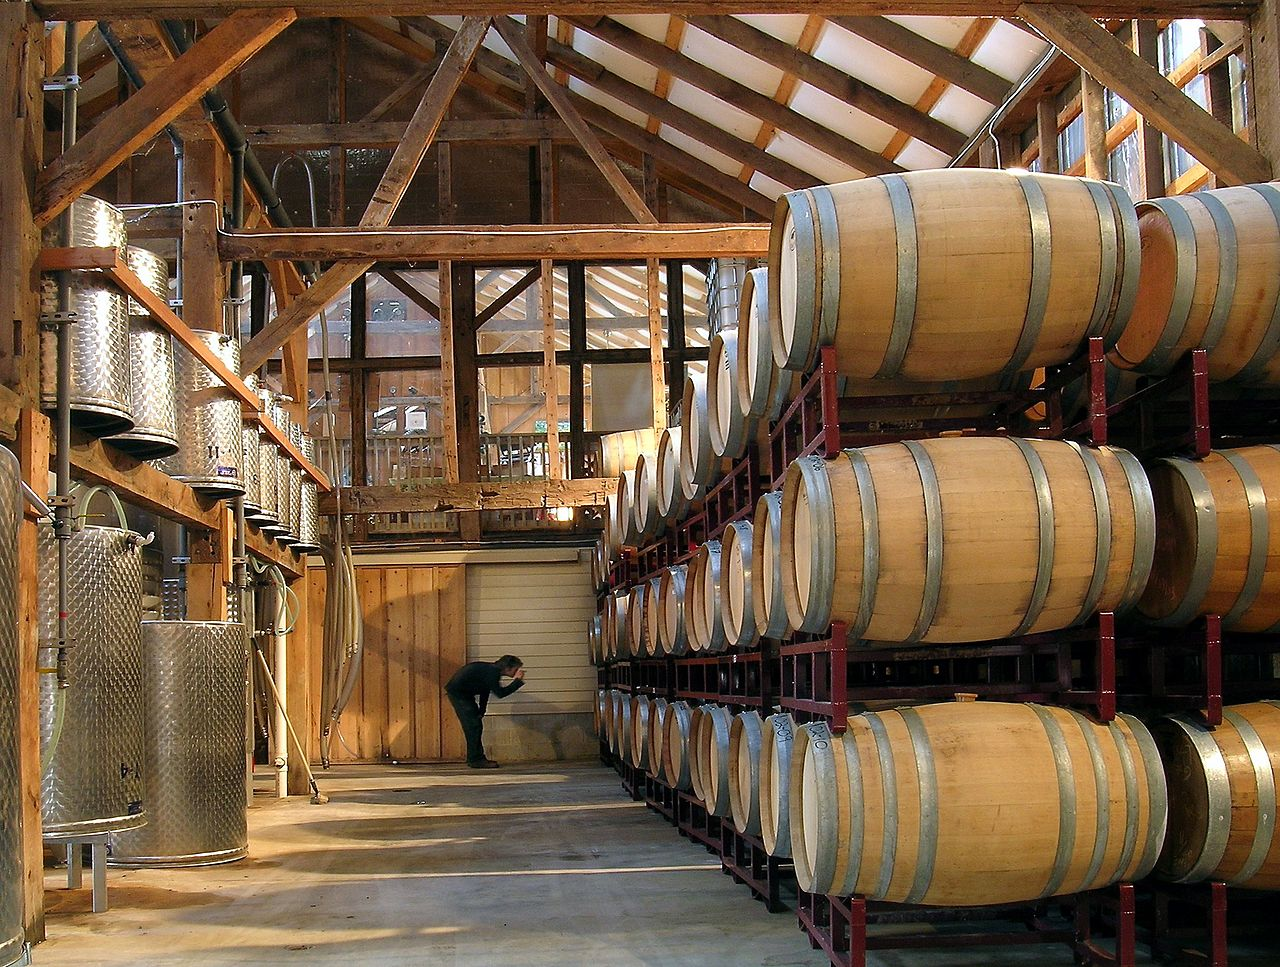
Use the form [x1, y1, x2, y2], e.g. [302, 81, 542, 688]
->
[497, 655, 523, 673]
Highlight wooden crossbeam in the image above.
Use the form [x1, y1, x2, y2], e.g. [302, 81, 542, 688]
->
[687, 15, 967, 155]
[493, 16, 655, 223]
[320, 477, 617, 515]
[477, 266, 541, 327]
[246, 118, 594, 148]
[379, 267, 441, 319]
[240, 15, 491, 375]
[35, 9, 295, 227]
[1017, 3, 1270, 185]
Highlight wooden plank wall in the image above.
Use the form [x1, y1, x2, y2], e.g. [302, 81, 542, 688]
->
[305, 563, 468, 762]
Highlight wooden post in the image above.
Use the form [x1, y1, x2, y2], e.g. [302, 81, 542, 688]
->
[567, 263, 587, 479]
[439, 259, 460, 486]
[1131, 20, 1166, 198]
[451, 264, 481, 541]
[285, 570, 312, 796]
[665, 259, 686, 400]
[183, 139, 226, 333]
[1081, 69, 1109, 180]
[646, 258, 667, 433]
[349, 274, 368, 540]
[328, 18, 347, 227]
[539, 260, 562, 480]
[1036, 98, 1060, 173]
[187, 507, 232, 621]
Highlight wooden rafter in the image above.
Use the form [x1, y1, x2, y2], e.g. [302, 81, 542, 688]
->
[240, 15, 492, 375]
[1018, 3, 1270, 185]
[35, 9, 296, 226]
[320, 477, 616, 515]
[477, 266, 542, 327]
[379, 266, 441, 319]
[647, 17, 687, 135]
[568, 16, 903, 175]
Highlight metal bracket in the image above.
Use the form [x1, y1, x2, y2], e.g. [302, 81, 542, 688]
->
[42, 73, 80, 92]
[46, 494, 75, 508]
[39, 311, 77, 332]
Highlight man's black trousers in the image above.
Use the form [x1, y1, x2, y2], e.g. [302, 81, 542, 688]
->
[447, 693, 486, 763]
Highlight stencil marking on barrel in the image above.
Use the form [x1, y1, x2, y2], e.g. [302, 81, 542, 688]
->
[1167, 715, 1232, 883]
[1070, 709, 1112, 891]
[845, 448, 880, 640]
[1196, 192, 1239, 355]
[1031, 705, 1078, 898]
[1004, 173, 1052, 379]
[1233, 184, 1280, 384]
[1009, 439, 1055, 637]
[1222, 709, 1276, 886]
[1156, 458, 1218, 626]
[1066, 442, 1112, 626]
[799, 721, 838, 892]
[1138, 199, 1198, 373]
[899, 708, 938, 904]
[902, 441, 943, 644]
[864, 712, 898, 898]
[1221, 451, 1270, 628]
[877, 175, 918, 379]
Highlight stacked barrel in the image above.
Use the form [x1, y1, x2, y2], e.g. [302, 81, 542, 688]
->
[590, 172, 1280, 961]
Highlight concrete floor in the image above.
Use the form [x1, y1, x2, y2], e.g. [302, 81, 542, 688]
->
[25, 763, 1275, 967]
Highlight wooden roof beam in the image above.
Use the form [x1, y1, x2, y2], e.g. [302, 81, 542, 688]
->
[1018, 3, 1270, 184]
[687, 14, 966, 156]
[568, 15, 902, 175]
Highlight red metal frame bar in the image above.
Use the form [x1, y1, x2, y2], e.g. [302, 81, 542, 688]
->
[1073, 883, 1136, 967]
[1151, 881, 1227, 967]
[719, 825, 792, 913]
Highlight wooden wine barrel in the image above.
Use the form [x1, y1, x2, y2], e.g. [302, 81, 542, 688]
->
[662, 701, 694, 791]
[658, 564, 690, 657]
[646, 697, 669, 780]
[699, 705, 734, 818]
[632, 452, 662, 542]
[1112, 185, 1280, 384]
[1138, 447, 1280, 631]
[687, 706, 708, 802]
[729, 710, 765, 836]
[687, 540, 726, 654]
[595, 689, 608, 741]
[604, 689, 618, 749]
[721, 520, 758, 649]
[759, 712, 796, 857]
[586, 614, 601, 665]
[600, 427, 659, 478]
[708, 328, 756, 461]
[630, 694, 650, 770]
[642, 574, 664, 657]
[608, 589, 629, 659]
[737, 267, 801, 424]
[751, 491, 791, 641]
[614, 470, 640, 548]
[1156, 702, 1280, 887]
[781, 437, 1156, 641]
[603, 493, 621, 557]
[769, 170, 1140, 380]
[656, 426, 691, 522]
[679, 372, 717, 501]
[789, 702, 1167, 905]
[613, 691, 632, 757]
[627, 583, 647, 658]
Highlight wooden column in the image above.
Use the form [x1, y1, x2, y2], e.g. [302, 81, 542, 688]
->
[1081, 70, 1109, 180]
[1251, 0, 1280, 169]
[646, 258, 667, 433]
[567, 263, 587, 479]
[437, 142, 454, 224]
[539, 259, 561, 480]
[182, 139, 226, 333]
[187, 507, 232, 620]
[665, 259, 686, 402]
[1131, 20, 1166, 198]
[1036, 98, 1060, 173]
[285, 570, 312, 796]
[349, 274, 368, 540]
[328, 18, 347, 227]
[442, 262, 480, 540]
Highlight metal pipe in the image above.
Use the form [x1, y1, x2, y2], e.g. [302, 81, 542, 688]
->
[271, 579, 288, 799]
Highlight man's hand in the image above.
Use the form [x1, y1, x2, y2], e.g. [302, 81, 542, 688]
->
[513, 667, 526, 680]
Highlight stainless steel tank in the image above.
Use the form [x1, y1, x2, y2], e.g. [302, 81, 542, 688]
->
[112, 246, 178, 458]
[293, 432, 321, 553]
[39, 498, 147, 838]
[109, 621, 248, 868]
[707, 257, 750, 337]
[250, 386, 280, 528]
[281, 419, 304, 547]
[40, 196, 133, 435]
[160, 330, 244, 496]
[259, 398, 290, 538]
[241, 375, 263, 518]
[0, 450, 26, 967]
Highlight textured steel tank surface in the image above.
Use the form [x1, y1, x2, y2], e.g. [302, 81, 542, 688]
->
[293, 433, 321, 553]
[112, 247, 178, 458]
[38, 522, 147, 838]
[0, 451, 26, 967]
[159, 330, 244, 496]
[110, 621, 248, 868]
[40, 196, 132, 435]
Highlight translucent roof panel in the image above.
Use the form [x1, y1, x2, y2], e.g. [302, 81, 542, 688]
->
[970, 20, 1052, 83]
[930, 84, 996, 135]
[767, 130, 864, 185]
[732, 14, 812, 47]
[680, 25, 787, 97]
[659, 125, 743, 176]
[610, 14, 670, 43]
[787, 82, 899, 154]
[811, 22, 936, 106]
[666, 79, 764, 143]
[884, 15, 975, 48]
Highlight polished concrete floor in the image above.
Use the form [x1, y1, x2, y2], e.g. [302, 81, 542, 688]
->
[27, 763, 1275, 966]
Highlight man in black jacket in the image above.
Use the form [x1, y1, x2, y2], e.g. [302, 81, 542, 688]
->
[445, 655, 526, 768]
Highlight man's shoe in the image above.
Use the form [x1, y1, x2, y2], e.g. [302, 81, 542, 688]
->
[468, 759, 500, 769]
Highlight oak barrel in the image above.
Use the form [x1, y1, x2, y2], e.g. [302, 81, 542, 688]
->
[1155, 702, 1280, 887]
[721, 520, 758, 649]
[687, 540, 726, 654]
[599, 427, 659, 478]
[679, 372, 717, 501]
[769, 170, 1139, 380]
[656, 426, 691, 523]
[642, 574, 664, 657]
[688, 706, 708, 803]
[760, 712, 796, 857]
[751, 491, 791, 641]
[708, 328, 756, 461]
[698, 705, 734, 818]
[663, 701, 695, 791]
[737, 267, 800, 424]
[789, 702, 1167, 905]
[780, 437, 1156, 641]
[632, 452, 662, 542]
[614, 470, 639, 548]
[1112, 185, 1280, 384]
[729, 710, 765, 836]
[646, 697, 669, 780]
[658, 564, 690, 657]
[595, 690, 608, 741]
[629, 694, 650, 770]
[613, 691, 632, 758]
[626, 582, 647, 658]
[1138, 446, 1280, 631]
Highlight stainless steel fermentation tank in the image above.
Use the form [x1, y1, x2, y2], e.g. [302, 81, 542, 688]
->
[40, 196, 133, 435]
[110, 621, 249, 867]
[160, 330, 244, 497]
[113, 246, 179, 459]
[38, 492, 147, 838]
[0, 450, 26, 967]
[294, 431, 321, 553]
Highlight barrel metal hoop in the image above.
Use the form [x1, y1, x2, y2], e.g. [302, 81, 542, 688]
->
[1168, 715, 1232, 883]
[669, 565, 688, 655]
[838, 725, 865, 896]
[877, 175, 918, 379]
[776, 191, 819, 371]
[865, 712, 899, 899]
[1106, 181, 1143, 347]
[1003, 173, 1053, 379]
[846, 448, 880, 641]
[1009, 438, 1056, 637]
[1232, 184, 1280, 383]
[811, 185, 843, 348]
[1109, 718, 1142, 881]
[1139, 198, 1198, 374]
[1120, 713, 1169, 880]
[1113, 447, 1158, 614]
[1155, 458, 1218, 627]
[796, 455, 837, 633]
[1196, 191, 1239, 355]
[1084, 180, 1121, 341]
[706, 541, 726, 653]
[1223, 709, 1277, 886]
[903, 441, 943, 644]
[899, 708, 938, 905]
[1070, 708, 1112, 893]
[1221, 451, 1270, 628]
[725, 521, 755, 648]
[1066, 442, 1113, 626]
[761, 491, 790, 640]
[800, 721, 838, 891]
[1030, 704, 1078, 899]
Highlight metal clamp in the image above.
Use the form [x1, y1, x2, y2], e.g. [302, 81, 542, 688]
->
[39, 311, 78, 332]
[42, 73, 80, 92]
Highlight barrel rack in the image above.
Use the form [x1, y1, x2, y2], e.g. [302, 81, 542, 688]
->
[595, 336, 1280, 967]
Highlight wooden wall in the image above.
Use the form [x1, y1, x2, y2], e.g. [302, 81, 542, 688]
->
[305, 563, 468, 763]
